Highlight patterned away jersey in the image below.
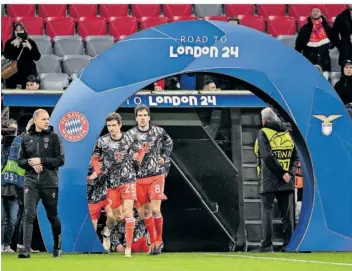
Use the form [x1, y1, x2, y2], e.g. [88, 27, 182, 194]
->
[110, 208, 147, 249]
[93, 132, 142, 188]
[87, 164, 107, 204]
[128, 126, 173, 178]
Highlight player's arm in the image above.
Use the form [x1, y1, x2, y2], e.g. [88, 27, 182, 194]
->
[160, 128, 173, 161]
[92, 139, 103, 175]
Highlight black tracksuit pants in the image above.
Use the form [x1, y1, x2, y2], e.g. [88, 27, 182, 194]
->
[23, 186, 61, 252]
[261, 191, 294, 248]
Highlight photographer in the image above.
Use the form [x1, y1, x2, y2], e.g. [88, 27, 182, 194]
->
[1, 119, 21, 253]
[3, 22, 41, 89]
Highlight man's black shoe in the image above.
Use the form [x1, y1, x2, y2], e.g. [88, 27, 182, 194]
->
[18, 252, 30, 259]
[252, 246, 273, 253]
[53, 250, 61, 257]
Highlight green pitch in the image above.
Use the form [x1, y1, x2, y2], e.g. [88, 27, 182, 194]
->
[2, 252, 352, 271]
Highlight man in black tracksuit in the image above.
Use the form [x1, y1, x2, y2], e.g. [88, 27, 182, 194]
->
[254, 108, 299, 252]
[17, 109, 64, 258]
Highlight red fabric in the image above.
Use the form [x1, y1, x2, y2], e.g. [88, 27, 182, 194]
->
[125, 217, 136, 249]
[144, 215, 156, 245]
[131, 237, 149, 253]
[309, 18, 328, 43]
[91, 156, 101, 175]
[154, 215, 164, 243]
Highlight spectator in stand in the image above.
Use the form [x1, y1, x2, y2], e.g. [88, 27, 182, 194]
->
[202, 80, 218, 91]
[332, 5, 352, 72]
[165, 76, 181, 90]
[334, 60, 352, 105]
[295, 5, 334, 80]
[25, 75, 40, 91]
[228, 17, 240, 25]
[3, 23, 41, 89]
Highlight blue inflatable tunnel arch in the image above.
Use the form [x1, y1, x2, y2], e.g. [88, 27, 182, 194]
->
[38, 20, 352, 252]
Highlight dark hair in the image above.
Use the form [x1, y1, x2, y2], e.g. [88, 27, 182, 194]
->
[134, 104, 150, 117]
[228, 17, 240, 24]
[12, 22, 27, 39]
[106, 112, 122, 124]
[26, 75, 40, 84]
[203, 80, 215, 89]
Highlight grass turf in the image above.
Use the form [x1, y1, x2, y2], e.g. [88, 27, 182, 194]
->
[2, 252, 352, 271]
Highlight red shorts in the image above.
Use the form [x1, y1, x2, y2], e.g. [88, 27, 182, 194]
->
[88, 199, 110, 220]
[108, 183, 137, 209]
[136, 175, 167, 205]
[131, 237, 149, 253]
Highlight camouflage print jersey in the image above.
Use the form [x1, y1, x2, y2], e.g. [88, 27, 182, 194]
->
[128, 126, 173, 178]
[93, 132, 142, 188]
[87, 164, 107, 204]
[110, 208, 147, 249]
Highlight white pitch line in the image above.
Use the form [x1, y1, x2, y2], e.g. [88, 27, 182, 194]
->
[204, 253, 352, 267]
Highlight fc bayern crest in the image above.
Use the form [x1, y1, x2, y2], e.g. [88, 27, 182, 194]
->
[59, 112, 89, 142]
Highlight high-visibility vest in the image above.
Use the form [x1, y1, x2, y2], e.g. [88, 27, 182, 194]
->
[1, 135, 25, 188]
[254, 127, 295, 175]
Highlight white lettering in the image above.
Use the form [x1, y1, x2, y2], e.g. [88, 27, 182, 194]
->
[220, 36, 227, 43]
[208, 96, 217, 105]
[149, 96, 157, 106]
[156, 96, 164, 103]
[181, 96, 188, 103]
[214, 36, 219, 42]
[172, 96, 181, 106]
[169, 46, 178, 58]
[134, 97, 142, 105]
[164, 96, 173, 104]
[189, 96, 198, 106]
[180, 36, 186, 43]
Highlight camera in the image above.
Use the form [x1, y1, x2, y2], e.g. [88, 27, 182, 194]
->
[1, 125, 17, 147]
[18, 32, 28, 41]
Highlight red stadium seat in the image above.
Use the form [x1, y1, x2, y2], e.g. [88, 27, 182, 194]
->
[1, 17, 13, 43]
[140, 17, 169, 30]
[108, 17, 138, 41]
[238, 15, 265, 32]
[224, 4, 254, 17]
[12, 17, 44, 36]
[100, 4, 129, 18]
[132, 4, 161, 18]
[322, 5, 347, 18]
[7, 4, 35, 17]
[203, 16, 228, 22]
[69, 4, 98, 19]
[163, 4, 192, 18]
[170, 16, 199, 22]
[78, 17, 107, 40]
[38, 4, 67, 18]
[297, 16, 308, 30]
[257, 5, 286, 18]
[45, 17, 75, 40]
[288, 5, 317, 19]
[267, 16, 296, 37]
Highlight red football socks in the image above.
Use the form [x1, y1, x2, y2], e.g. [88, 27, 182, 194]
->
[153, 214, 163, 244]
[125, 217, 136, 249]
[144, 215, 157, 245]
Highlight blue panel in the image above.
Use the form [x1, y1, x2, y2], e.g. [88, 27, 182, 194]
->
[36, 20, 352, 252]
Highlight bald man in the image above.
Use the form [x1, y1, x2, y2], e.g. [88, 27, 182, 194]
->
[18, 109, 65, 258]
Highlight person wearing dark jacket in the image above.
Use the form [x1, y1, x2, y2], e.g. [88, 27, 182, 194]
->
[334, 59, 352, 105]
[1, 119, 20, 253]
[254, 107, 299, 252]
[295, 5, 334, 80]
[332, 5, 352, 70]
[17, 109, 64, 258]
[3, 22, 41, 89]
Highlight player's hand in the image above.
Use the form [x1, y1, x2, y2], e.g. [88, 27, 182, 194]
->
[158, 157, 165, 166]
[89, 171, 98, 180]
[133, 152, 139, 160]
[11, 38, 22, 48]
[22, 40, 32, 50]
[33, 164, 43, 173]
[283, 173, 291, 183]
[116, 244, 125, 253]
[29, 158, 41, 166]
